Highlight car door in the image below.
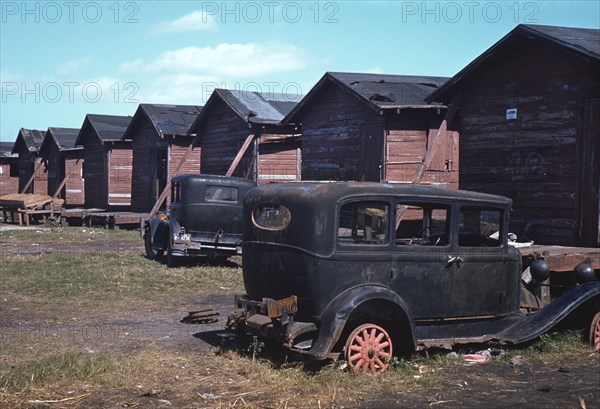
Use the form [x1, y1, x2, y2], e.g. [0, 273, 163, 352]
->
[447, 205, 520, 317]
[391, 200, 453, 319]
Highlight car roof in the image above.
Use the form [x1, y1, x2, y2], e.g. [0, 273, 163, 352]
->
[246, 182, 512, 207]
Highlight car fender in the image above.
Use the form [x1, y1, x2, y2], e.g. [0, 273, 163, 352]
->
[308, 284, 416, 360]
[497, 282, 600, 344]
[146, 218, 171, 251]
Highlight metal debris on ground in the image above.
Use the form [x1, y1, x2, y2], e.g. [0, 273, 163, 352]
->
[181, 309, 219, 324]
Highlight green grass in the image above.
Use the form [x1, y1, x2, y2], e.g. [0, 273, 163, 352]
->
[1, 252, 243, 302]
[0, 351, 120, 392]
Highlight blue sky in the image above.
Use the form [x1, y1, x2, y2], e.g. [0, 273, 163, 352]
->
[1, 0, 598, 142]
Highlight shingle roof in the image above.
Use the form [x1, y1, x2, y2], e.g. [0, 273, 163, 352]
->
[427, 24, 600, 102]
[44, 127, 81, 151]
[524, 24, 600, 59]
[283, 72, 449, 124]
[76, 114, 132, 145]
[328, 72, 448, 108]
[123, 104, 203, 140]
[197, 88, 302, 130]
[11, 128, 45, 154]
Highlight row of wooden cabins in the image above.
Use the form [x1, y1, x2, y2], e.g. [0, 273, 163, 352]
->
[0, 24, 598, 247]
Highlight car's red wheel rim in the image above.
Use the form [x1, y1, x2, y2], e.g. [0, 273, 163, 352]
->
[591, 312, 600, 351]
[345, 323, 393, 376]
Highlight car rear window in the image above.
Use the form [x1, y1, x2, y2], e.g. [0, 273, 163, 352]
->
[205, 186, 239, 202]
[253, 204, 291, 230]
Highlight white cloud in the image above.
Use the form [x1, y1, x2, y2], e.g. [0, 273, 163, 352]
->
[156, 10, 217, 33]
[119, 42, 308, 78]
[56, 57, 94, 76]
[139, 74, 219, 104]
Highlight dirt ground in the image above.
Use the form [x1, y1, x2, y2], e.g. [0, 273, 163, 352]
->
[1, 226, 599, 408]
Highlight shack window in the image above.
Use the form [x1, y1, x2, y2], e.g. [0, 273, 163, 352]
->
[459, 207, 503, 247]
[205, 186, 239, 202]
[253, 204, 291, 230]
[395, 203, 449, 246]
[338, 201, 389, 245]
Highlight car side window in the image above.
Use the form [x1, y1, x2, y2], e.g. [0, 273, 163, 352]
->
[338, 201, 389, 245]
[395, 203, 449, 246]
[459, 207, 503, 247]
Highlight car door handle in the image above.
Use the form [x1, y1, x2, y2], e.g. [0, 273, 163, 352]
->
[447, 255, 463, 266]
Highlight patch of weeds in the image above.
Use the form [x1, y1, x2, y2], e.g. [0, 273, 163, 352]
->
[0, 351, 118, 393]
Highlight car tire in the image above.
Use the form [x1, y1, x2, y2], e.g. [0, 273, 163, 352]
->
[144, 225, 164, 260]
[344, 323, 393, 376]
[166, 246, 177, 268]
[589, 311, 600, 351]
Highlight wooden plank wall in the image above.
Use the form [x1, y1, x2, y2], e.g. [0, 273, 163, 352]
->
[199, 100, 250, 176]
[300, 82, 382, 181]
[257, 141, 300, 184]
[457, 38, 600, 245]
[108, 148, 133, 206]
[45, 142, 61, 197]
[64, 158, 84, 205]
[384, 129, 458, 189]
[83, 141, 107, 209]
[130, 120, 159, 212]
[0, 161, 18, 195]
[168, 140, 200, 206]
[33, 157, 48, 195]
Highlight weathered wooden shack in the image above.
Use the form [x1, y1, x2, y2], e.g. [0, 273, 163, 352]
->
[0, 142, 19, 196]
[11, 128, 47, 194]
[39, 127, 84, 206]
[427, 24, 600, 246]
[122, 104, 202, 213]
[188, 89, 301, 183]
[75, 114, 133, 210]
[283, 72, 459, 186]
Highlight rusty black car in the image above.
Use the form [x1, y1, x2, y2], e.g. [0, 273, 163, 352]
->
[143, 174, 257, 267]
[232, 182, 600, 375]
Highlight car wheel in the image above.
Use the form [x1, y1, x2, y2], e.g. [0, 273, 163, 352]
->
[144, 225, 164, 260]
[344, 323, 393, 376]
[590, 311, 600, 351]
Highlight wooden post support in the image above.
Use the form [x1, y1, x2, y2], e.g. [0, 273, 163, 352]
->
[226, 133, 256, 177]
[20, 159, 44, 194]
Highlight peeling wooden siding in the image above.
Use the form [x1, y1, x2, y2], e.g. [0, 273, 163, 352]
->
[199, 100, 250, 177]
[455, 38, 600, 245]
[297, 80, 459, 185]
[257, 141, 301, 184]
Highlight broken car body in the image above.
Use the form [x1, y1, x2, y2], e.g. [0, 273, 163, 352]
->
[144, 174, 257, 267]
[232, 182, 600, 375]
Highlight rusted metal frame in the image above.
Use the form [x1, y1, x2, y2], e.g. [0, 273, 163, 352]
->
[20, 158, 45, 194]
[227, 133, 256, 177]
[149, 141, 196, 217]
